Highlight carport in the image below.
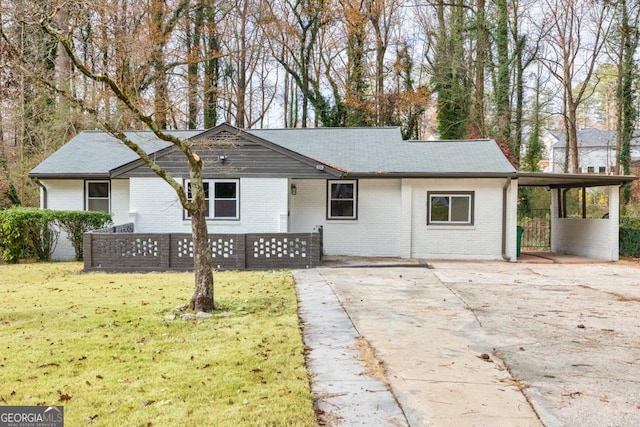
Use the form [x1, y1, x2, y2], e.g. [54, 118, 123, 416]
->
[516, 172, 636, 260]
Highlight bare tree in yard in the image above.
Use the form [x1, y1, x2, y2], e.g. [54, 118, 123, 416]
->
[537, 0, 613, 173]
[0, 1, 215, 311]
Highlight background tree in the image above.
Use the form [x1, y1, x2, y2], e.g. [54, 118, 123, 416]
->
[430, 0, 470, 139]
[1, 0, 214, 311]
[366, 0, 401, 126]
[492, 0, 511, 142]
[537, 0, 613, 172]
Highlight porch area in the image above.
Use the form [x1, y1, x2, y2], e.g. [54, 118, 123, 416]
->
[517, 172, 636, 262]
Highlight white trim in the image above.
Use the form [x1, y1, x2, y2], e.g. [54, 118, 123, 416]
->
[327, 180, 358, 220]
[427, 192, 474, 225]
[185, 179, 240, 220]
[85, 180, 110, 213]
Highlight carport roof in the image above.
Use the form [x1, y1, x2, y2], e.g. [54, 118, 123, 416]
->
[517, 171, 637, 188]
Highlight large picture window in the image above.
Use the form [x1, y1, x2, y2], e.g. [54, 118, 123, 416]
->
[185, 179, 239, 220]
[86, 181, 110, 213]
[428, 192, 474, 225]
[327, 180, 357, 219]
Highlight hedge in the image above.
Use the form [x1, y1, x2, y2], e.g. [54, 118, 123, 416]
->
[0, 208, 112, 263]
[620, 216, 640, 257]
[620, 227, 640, 257]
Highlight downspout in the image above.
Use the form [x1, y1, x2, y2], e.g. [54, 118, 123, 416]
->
[502, 176, 512, 261]
[33, 178, 47, 209]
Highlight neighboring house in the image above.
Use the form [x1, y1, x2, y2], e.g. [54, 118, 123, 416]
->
[30, 123, 522, 262]
[546, 128, 640, 174]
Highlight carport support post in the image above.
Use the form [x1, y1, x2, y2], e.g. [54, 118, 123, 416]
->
[609, 185, 621, 261]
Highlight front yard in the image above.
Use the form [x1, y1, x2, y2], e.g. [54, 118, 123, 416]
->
[0, 263, 316, 426]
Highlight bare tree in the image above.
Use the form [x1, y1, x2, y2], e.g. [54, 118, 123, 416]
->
[366, 0, 401, 126]
[537, 0, 613, 173]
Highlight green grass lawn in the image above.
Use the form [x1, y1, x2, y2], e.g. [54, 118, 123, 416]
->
[0, 263, 316, 426]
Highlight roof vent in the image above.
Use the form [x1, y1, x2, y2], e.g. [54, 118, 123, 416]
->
[316, 164, 324, 171]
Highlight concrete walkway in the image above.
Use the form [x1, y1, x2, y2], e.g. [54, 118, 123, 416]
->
[294, 266, 542, 426]
[295, 269, 408, 426]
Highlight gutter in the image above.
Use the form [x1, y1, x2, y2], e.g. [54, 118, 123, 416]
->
[502, 176, 513, 261]
[344, 172, 517, 179]
[33, 178, 48, 209]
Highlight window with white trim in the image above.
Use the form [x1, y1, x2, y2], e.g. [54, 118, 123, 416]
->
[427, 192, 474, 225]
[327, 180, 357, 219]
[86, 181, 110, 213]
[185, 179, 239, 220]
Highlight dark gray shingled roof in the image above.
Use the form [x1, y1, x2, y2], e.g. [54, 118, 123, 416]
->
[30, 125, 516, 178]
[247, 128, 516, 175]
[29, 130, 202, 178]
[550, 128, 640, 148]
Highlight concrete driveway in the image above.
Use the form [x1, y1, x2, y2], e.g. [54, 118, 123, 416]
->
[298, 260, 640, 426]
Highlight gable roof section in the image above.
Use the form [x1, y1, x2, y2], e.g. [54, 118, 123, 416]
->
[111, 123, 344, 178]
[248, 128, 516, 176]
[29, 130, 201, 179]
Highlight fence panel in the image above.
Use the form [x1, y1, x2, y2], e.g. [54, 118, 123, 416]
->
[169, 234, 246, 271]
[246, 234, 319, 270]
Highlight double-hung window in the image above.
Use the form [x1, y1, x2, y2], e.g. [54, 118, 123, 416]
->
[86, 181, 110, 213]
[185, 179, 239, 220]
[428, 192, 474, 225]
[327, 180, 357, 220]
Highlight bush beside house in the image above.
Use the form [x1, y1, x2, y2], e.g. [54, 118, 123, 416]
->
[620, 216, 640, 257]
[0, 208, 111, 263]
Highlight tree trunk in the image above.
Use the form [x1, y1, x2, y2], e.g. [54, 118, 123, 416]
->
[471, 0, 486, 136]
[190, 211, 214, 311]
[188, 177, 214, 312]
[567, 98, 579, 173]
[187, 1, 204, 129]
[495, 0, 510, 142]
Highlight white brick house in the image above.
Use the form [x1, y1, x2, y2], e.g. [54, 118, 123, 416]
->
[30, 124, 633, 263]
[545, 128, 640, 174]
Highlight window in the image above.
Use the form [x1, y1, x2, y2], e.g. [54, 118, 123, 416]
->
[327, 180, 357, 219]
[587, 166, 595, 174]
[86, 181, 110, 213]
[598, 166, 606, 174]
[185, 179, 239, 220]
[428, 192, 474, 225]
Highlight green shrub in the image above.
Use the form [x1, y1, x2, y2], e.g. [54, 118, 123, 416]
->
[57, 210, 112, 260]
[0, 209, 112, 263]
[0, 208, 58, 263]
[620, 227, 640, 257]
[620, 216, 640, 229]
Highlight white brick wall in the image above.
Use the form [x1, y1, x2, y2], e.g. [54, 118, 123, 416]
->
[289, 178, 403, 256]
[110, 179, 130, 225]
[289, 177, 514, 259]
[129, 177, 288, 233]
[40, 179, 130, 260]
[40, 179, 83, 260]
[408, 178, 515, 260]
[551, 186, 620, 260]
